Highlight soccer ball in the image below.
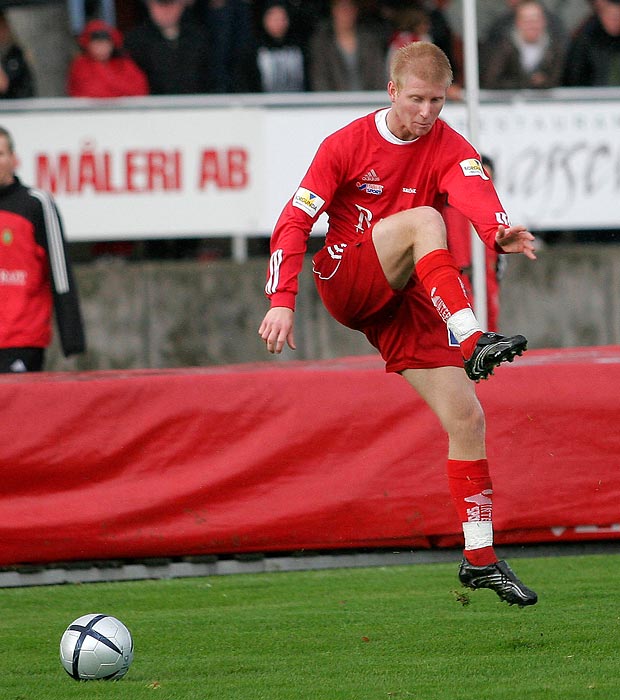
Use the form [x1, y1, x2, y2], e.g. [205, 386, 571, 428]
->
[59, 613, 134, 680]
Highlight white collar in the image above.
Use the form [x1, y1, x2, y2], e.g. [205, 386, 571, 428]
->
[375, 108, 419, 145]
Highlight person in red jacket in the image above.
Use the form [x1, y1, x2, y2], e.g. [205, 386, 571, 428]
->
[67, 19, 149, 98]
[0, 126, 85, 372]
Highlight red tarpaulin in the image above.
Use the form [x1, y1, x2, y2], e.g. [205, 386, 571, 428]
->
[1, 347, 619, 567]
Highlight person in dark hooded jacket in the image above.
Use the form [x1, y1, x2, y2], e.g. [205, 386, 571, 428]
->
[67, 19, 149, 97]
[253, 1, 308, 92]
[0, 11, 35, 99]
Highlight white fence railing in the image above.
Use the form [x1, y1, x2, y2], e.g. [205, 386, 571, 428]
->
[1, 88, 619, 243]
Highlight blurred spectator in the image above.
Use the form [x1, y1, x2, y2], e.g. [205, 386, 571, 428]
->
[480, 0, 565, 89]
[385, 5, 432, 68]
[250, 1, 307, 92]
[0, 11, 35, 99]
[194, 0, 256, 93]
[67, 0, 117, 35]
[67, 19, 149, 97]
[308, 0, 386, 91]
[381, 1, 457, 64]
[443, 156, 504, 332]
[124, 0, 214, 95]
[563, 0, 620, 86]
[277, 0, 330, 48]
[482, 0, 568, 51]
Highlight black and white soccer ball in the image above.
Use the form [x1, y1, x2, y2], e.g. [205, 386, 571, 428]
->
[59, 613, 134, 680]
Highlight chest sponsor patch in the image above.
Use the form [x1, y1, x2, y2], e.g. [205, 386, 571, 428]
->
[292, 187, 325, 217]
[356, 182, 383, 195]
[459, 158, 489, 180]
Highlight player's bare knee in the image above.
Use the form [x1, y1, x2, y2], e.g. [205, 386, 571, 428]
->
[446, 400, 485, 441]
[408, 206, 446, 247]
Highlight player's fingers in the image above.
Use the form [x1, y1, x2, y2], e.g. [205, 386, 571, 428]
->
[287, 329, 296, 351]
[273, 327, 289, 354]
[261, 324, 284, 353]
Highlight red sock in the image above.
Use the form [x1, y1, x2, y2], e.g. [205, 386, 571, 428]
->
[415, 249, 471, 318]
[459, 333, 483, 361]
[447, 458, 498, 567]
[415, 250, 482, 358]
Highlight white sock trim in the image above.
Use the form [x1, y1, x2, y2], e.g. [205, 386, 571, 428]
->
[447, 308, 482, 343]
[462, 521, 494, 550]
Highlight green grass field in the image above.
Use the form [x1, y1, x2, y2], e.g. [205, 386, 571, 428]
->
[1, 553, 619, 700]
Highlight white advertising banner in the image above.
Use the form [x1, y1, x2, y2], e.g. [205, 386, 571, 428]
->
[2, 106, 265, 240]
[1, 96, 619, 240]
[443, 100, 620, 231]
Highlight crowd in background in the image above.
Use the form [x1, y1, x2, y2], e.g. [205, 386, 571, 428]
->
[1, 0, 620, 101]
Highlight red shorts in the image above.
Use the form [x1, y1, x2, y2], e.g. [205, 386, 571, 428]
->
[312, 229, 462, 373]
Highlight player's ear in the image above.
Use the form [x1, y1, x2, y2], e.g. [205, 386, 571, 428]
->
[387, 81, 398, 103]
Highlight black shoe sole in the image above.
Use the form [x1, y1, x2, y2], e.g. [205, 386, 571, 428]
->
[465, 336, 527, 382]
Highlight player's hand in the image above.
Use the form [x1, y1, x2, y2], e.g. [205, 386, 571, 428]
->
[495, 225, 537, 260]
[258, 306, 296, 354]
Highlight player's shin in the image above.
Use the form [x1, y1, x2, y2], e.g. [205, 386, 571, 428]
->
[414, 249, 482, 358]
[447, 458, 498, 566]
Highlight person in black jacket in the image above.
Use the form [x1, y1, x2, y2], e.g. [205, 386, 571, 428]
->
[0, 126, 85, 372]
[563, 0, 620, 86]
[124, 0, 215, 95]
[0, 11, 35, 99]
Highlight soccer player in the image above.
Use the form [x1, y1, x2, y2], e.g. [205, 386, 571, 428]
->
[259, 41, 537, 606]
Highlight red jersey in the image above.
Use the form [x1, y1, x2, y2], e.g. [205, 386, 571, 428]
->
[266, 109, 508, 310]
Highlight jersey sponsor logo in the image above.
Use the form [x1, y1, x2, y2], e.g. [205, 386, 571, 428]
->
[0, 268, 27, 286]
[292, 187, 325, 217]
[361, 169, 380, 182]
[1, 228, 13, 245]
[495, 211, 510, 226]
[356, 182, 383, 195]
[402, 187, 417, 194]
[459, 158, 489, 180]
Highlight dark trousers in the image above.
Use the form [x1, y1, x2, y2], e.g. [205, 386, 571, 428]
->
[0, 347, 45, 373]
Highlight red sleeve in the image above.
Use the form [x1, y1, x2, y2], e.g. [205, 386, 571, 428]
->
[265, 134, 344, 310]
[443, 203, 472, 270]
[435, 129, 507, 253]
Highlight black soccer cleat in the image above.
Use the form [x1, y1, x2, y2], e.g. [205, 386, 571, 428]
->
[458, 558, 538, 607]
[464, 332, 527, 382]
